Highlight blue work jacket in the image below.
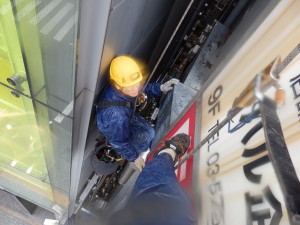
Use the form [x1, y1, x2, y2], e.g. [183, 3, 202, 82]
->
[96, 83, 162, 161]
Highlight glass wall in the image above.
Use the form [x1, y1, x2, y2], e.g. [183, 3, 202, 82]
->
[0, 0, 79, 214]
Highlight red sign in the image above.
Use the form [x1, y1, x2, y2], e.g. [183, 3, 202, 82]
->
[149, 102, 197, 189]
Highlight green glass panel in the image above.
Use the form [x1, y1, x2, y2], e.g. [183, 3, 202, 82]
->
[0, 0, 79, 214]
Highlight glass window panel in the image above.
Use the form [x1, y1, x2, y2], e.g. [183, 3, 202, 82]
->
[0, 0, 79, 115]
[0, 0, 79, 214]
[0, 83, 73, 213]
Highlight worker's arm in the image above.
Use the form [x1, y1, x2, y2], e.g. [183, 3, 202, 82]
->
[97, 108, 139, 162]
[145, 79, 179, 98]
[144, 82, 162, 99]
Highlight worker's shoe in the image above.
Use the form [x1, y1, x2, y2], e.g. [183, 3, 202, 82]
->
[156, 133, 190, 162]
[165, 133, 190, 158]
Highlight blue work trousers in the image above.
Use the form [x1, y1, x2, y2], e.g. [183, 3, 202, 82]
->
[129, 153, 196, 225]
[130, 115, 155, 153]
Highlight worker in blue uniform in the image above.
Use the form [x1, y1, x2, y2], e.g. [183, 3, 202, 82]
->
[108, 133, 196, 225]
[96, 55, 178, 171]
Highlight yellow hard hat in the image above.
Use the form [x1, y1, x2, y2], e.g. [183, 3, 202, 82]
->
[110, 55, 143, 87]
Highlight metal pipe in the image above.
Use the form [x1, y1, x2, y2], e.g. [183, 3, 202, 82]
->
[223, 0, 250, 29]
[118, 150, 149, 185]
[118, 165, 135, 185]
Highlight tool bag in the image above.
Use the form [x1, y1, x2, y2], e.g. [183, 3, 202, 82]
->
[91, 133, 124, 176]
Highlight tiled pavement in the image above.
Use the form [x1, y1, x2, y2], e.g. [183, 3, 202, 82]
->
[0, 189, 55, 225]
[0, 206, 38, 225]
[0, 189, 105, 225]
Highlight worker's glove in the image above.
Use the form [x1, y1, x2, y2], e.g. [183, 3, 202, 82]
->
[134, 156, 145, 172]
[160, 78, 179, 94]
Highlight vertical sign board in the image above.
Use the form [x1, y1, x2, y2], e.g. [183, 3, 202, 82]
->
[149, 103, 197, 189]
[198, 1, 300, 225]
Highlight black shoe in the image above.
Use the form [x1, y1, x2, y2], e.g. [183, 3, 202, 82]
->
[156, 133, 190, 162]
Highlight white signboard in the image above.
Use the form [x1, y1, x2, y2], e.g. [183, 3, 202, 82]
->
[198, 1, 300, 225]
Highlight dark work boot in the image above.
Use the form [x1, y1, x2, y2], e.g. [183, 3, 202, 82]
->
[156, 133, 190, 162]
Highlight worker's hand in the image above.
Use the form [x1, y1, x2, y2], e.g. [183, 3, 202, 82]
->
[160, 78, 179, 94]
[134, 156, 145, 172]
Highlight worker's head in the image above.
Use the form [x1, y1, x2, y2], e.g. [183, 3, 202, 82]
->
[110, 55, 147, 97]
